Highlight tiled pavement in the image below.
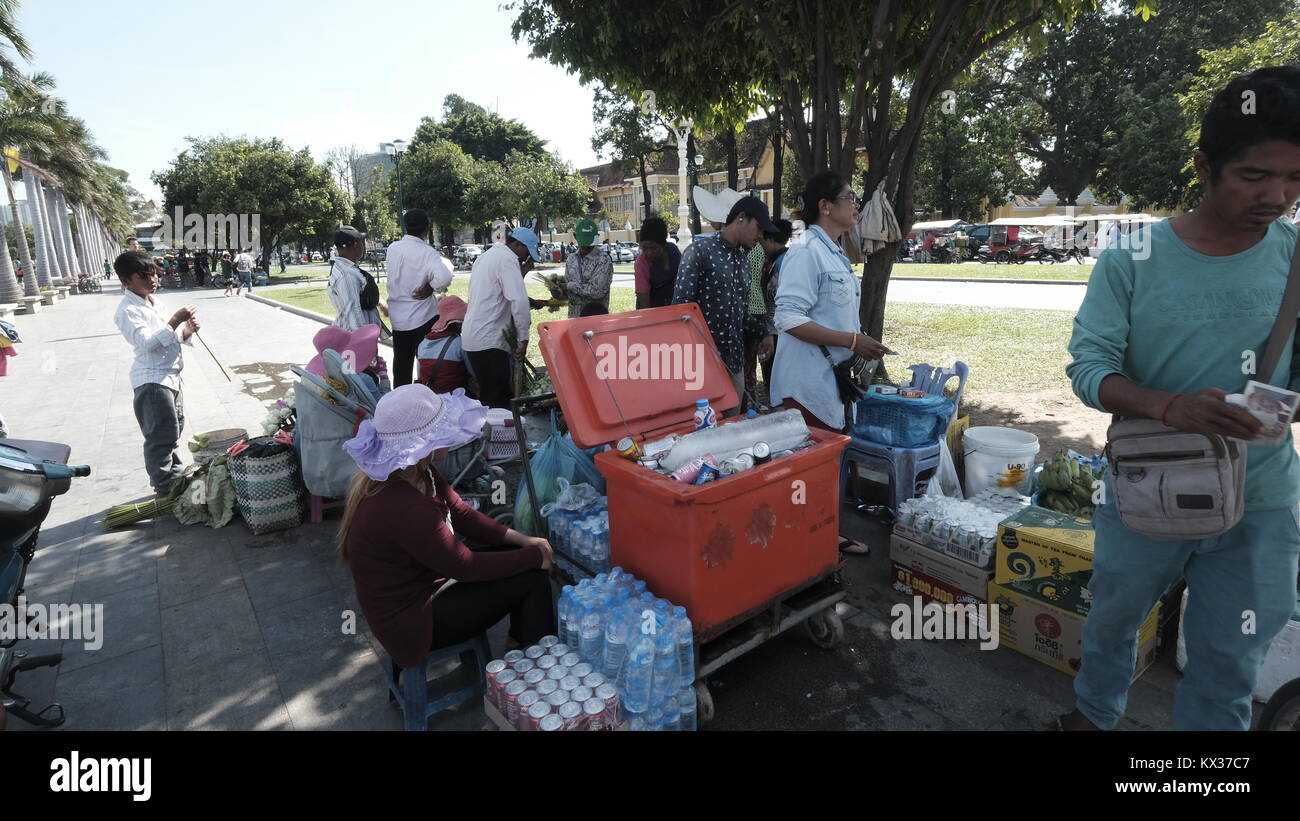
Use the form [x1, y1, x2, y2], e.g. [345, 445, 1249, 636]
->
[3, 285, 1190, 731]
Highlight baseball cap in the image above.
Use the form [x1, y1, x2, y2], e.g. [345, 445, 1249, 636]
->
[574, 218, 599, 246]
[507, 226, 544, 261]
[726, 197, 778, 233]
[334, 225, 365, 248]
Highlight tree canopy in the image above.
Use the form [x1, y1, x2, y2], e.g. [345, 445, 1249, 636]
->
[410, 93, 547, 162]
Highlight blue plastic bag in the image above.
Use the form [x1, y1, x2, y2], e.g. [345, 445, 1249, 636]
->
[515, 412, 605, 535]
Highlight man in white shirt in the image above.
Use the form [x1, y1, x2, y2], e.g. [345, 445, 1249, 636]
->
[112, 251, 200, 496]
[328, 226, 389, 338]
[385, 208, 454, 386]
[234, 248, 255, 294]
[462, 226, 544, 408]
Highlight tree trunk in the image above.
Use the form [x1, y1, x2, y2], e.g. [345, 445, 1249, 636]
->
[0, 212, 19, 302]
[69, 200, 91, 280]
[724, 128, 739, 190]
[56, 189, 82, 275]
[639, 155, 651, 221]
[44, 185, 69, 284]
[687, 132, 702, 236]
[4, 166, 37, 298]
[36, 182, 62, 285]
[21, 158, 51, 288]
[772, 111, 784, 217]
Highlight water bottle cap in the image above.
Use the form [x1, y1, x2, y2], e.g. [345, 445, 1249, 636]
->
[747, 409, 758, 418]
[673, 605, 687, 618]
[695, 398, 709, 407]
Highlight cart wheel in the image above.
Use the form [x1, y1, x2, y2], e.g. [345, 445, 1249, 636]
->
[805, 609, 844, 649]
[1258, 678, 1300, 731]
[695, 681, 715, 726]
[487, 507, 514, 528]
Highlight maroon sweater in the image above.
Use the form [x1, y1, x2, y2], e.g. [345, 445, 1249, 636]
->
[345, 472, 542, 668]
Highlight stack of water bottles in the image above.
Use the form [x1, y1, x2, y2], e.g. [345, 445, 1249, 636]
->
[548, 504, 611, 577]
[556, 567, 698, 731]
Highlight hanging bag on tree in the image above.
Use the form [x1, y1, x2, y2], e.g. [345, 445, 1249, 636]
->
[1104, 230, 1300, 540]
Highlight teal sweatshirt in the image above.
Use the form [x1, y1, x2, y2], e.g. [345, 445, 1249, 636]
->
[1067, 218, 1300, 510]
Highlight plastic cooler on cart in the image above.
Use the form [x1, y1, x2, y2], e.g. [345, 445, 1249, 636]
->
[537, 304, 850, 639]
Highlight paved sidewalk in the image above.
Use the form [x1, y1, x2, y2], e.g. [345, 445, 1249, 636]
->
[1, 287, 1185, 731]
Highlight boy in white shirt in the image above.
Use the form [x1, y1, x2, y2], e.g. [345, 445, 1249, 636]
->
[112, 251, 200, 496]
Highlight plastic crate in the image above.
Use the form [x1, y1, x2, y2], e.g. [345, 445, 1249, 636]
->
[851, 393, 953, 448]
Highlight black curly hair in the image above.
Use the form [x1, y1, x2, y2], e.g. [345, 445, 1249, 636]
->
[1199, 66, 1300, 182]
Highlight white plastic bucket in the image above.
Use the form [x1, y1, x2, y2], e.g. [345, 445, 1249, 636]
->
[962, 426, 1039, 496]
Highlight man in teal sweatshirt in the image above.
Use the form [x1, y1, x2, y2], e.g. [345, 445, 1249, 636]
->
[1063, 66, 1300, 731]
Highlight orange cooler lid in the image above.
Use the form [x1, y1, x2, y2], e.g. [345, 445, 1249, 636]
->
[536, 304, 739, 448]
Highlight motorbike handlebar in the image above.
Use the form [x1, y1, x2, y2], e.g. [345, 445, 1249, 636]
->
[71, 465, 90, 477]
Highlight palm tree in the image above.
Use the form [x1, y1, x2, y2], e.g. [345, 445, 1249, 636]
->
[0, 72, 55, 296]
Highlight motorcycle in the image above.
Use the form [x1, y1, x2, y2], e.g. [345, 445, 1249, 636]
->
[0, 437, 90, 728]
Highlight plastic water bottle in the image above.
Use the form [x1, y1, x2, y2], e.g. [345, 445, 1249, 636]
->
[603, 591, 631, 680]
[665, 694, 681, 731]
[693, 398, 717, 431]
[651, 625, 680, 708]
[624, 633, 654, 713]
[561, 589, 581, 649]
[556, 586, 573, 646]
[579, 601, 603, 662]
[673, 605, 694, 688]
[660, 408, 810, 473]
[677, 685, 697, 731]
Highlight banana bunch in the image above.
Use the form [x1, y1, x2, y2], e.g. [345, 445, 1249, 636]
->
[187, 433, 212, 453]
[1037, 452, 1103, 518]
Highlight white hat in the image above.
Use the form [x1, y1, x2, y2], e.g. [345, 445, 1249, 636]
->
[693, 186, 744, 224]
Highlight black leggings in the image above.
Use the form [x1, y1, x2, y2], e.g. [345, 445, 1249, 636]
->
[465, 348, 514, 409]
[429, 568, 555, 650]
[392, 316, 438, 388]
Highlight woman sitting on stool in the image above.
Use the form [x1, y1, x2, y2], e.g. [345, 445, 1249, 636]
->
[337, 384, 555, 670]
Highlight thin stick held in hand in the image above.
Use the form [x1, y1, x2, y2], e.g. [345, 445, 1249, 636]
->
[195, 332, 232, 382]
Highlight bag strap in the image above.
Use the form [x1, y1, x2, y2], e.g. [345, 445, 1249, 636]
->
[1256, 229, 1300, 387]
[424, 336, 455, 388]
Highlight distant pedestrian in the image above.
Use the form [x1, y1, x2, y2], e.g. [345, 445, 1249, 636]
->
[112, 251, 199, 497]
[219, 252, 235, 297]
[386, 209, 455, 387]
[461, 226, 543, 409]
[564, 218, 612, 318]
[234, 248, 255, 294]
[634, 216, 681, 309]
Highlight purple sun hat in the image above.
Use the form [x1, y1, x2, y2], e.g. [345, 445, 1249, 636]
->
[343, 384, 487, 480]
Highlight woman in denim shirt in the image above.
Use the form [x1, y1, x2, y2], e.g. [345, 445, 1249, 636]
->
[770, 171, 890, 431]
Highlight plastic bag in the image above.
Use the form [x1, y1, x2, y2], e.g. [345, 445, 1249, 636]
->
[549, 478, 603, 513]
[515, 413, 605, 535]
[925, 437, 964, 499]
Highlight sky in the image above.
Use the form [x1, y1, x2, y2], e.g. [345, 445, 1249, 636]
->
[17, 0, 607, 202]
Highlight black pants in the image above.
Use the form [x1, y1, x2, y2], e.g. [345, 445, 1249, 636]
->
[429, 568, 555, 649]
[392, 316, 437, 388]
[466, 348, 514, 409]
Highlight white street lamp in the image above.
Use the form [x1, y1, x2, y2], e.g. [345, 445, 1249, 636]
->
[668, 116, 694, 248]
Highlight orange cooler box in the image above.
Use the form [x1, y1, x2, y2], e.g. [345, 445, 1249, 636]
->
[538, 305, 849, 638]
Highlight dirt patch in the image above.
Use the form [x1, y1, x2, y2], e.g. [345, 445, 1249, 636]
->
[962, 389, 1108, 460]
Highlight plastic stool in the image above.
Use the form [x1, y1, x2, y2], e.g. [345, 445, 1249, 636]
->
[387, 634, 492, 731]
[309, 494, 346, 523]
[842, 439, 941, 511]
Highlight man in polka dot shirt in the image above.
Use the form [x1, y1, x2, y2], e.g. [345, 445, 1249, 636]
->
[672, 197, 776, 405]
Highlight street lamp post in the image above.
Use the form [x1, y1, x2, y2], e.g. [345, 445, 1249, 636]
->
[668, 116, 693, 247]
[381, 139, 407, 234]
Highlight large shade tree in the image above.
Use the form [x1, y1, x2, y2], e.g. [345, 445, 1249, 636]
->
[512, 0, 1097, 343]
[152, 137, 349, 271]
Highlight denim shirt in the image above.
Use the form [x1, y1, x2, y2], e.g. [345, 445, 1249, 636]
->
[769, 225, 861, 429]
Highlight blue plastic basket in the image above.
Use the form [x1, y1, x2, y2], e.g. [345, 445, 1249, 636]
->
[851, 392, 954, 448]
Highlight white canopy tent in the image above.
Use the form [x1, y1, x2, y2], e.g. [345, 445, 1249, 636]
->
[909, 218, 964, 231]
[989, 216, 1081, 226]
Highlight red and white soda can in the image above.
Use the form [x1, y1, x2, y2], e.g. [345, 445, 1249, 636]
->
[503, 649, 525, 665]
[546, 665, 568, 682]
[558, 700, 583, 731]
[570, 686, 594, 706]
[523, 668, 546, 688]
[582, 672, 606, 691]
[515, 690, 541, 731]
[545, 689, 570, 709]
[524, 645, 546, 660]
[560, 652, 581, 668]
[525, 700, 551, 731]
[539, 636, 559, 650]
[559, 675, 582, 692]
[549, 643, 571, 657]
[487, 663, 512, 707]
[536, 654, 558, 671]
[503, 680, 528, 725]
[511, 658, 535, 677]
[486, 659, 504, 706]
[596, 683, 620, 725]
[582, 697, 606, 731]
[539, 713, 564, 732]
[571, 662, 594, 679]
[535, 679, 559, 698]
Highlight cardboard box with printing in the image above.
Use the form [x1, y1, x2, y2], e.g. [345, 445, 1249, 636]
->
[988, 580, 1158, 679]
[995, 505, 1095, 617]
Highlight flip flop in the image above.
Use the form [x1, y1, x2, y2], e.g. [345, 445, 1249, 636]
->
[839, 538, 871, 555]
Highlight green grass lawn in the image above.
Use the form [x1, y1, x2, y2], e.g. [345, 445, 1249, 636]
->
[871, 262, 1092, 280]
[260, 280, 1073, 393]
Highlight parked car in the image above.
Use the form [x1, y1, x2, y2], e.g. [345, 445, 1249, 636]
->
[310, 251, 323, 262]
[616, 241, 641, 261]
[456, 244, 484, 264]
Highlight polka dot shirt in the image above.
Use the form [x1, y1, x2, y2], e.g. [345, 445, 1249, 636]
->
[671, 234, 751, 373]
